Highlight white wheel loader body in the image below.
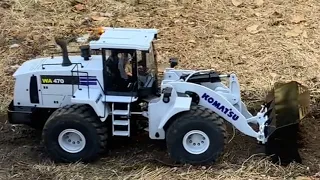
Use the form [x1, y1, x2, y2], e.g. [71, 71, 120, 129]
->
[7, 27, 311, 165]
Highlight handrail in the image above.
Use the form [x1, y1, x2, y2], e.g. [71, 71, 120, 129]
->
[42, 62, 84, 69]
[39, 61, 107, 118]
[70, 64, 106, 99]
[70, 64, 107, 118]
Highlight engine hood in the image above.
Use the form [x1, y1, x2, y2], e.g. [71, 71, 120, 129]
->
[13, 57, 50, 77]
[13, 55, 101, 77]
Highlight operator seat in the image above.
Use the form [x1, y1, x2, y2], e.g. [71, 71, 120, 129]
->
[105, 51, 131, 92]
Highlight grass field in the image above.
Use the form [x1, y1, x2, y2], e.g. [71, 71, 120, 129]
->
[1, 0, 320, 179]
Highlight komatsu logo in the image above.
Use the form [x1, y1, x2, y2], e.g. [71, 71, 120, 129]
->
[201, 93, 239, 121]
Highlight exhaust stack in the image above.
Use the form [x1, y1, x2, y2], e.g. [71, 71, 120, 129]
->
[264, 81, 310, 166]
[55, 38, 72, 66]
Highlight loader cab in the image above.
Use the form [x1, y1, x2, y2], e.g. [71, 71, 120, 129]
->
[100, 42, 158, 98]
[89, 27, 159, 98]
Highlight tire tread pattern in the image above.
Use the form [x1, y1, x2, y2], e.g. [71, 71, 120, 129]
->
[42, 104, 108, 162]
[166, 105, 227, 164]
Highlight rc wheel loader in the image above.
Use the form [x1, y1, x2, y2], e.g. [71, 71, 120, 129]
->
[7, 27, 311, 166]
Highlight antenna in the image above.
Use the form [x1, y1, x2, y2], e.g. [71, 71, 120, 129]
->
[54, 37, 72, 66]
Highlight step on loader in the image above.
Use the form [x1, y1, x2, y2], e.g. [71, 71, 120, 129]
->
[6, 27, 311, 165]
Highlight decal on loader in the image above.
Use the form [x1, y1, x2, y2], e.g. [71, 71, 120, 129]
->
[201, 92, 239, 121]
[40, 75, 97, 86]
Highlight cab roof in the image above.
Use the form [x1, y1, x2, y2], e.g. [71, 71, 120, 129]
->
[89, 27, 158, 51]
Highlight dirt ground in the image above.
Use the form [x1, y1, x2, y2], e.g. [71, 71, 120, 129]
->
[1, 0, 320, 179]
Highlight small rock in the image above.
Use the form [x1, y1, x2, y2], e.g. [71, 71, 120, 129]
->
[91, 16, 106, 21]
[10, 65, 20, 69]
[9, 44, 20, 48]
[255, 0, 264, 6]
[99, 12, 113, 17]
[290, 15, 306, 24]
[232, 0, 243, 7]
[295, 176, 312, 180]
[254, 12, 262, 17]
[74, 4, 85, 11]
[285, 27, 303, 37]
[270, 73, 278, 78]
[302, 30, 308, 38]
[246, 24, 261, 34]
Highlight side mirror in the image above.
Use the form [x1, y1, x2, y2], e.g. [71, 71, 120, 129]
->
[169, 58, 178, 68]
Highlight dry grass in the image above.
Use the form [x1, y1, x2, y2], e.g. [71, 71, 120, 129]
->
[1, 0, 320, 179]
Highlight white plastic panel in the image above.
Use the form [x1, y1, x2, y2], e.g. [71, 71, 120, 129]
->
[148, 84, 192, 139]
[12, 54, 105, 109]
[89, 27, 158, 50]
[41, 95, 65, 108]
[71, 89, 109, 122]
[104, 95, 138, 103]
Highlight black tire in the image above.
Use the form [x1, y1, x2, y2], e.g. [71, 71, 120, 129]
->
[42, 104, 108, 163]
[166, 105, 227, 165]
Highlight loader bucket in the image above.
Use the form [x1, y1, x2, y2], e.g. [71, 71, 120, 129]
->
[263, 81, 310, 166]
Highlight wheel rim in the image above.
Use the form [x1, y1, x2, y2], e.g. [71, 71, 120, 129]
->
[182, 130, 210, 155]
[58, 129, 86, 153]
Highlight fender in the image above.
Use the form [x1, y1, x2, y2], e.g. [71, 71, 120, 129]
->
[148, 84, 192, 139]
[71, 88, 110, 122]
[166, 81, 259, 138]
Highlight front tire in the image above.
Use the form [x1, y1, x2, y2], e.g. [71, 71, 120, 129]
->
[166, 105, 227, 165]
[42, 104, 108, 163]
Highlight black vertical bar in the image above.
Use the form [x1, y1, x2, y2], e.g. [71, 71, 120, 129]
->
[102, 49, 107, 93]
[131, 51, 138, 83]
[71, 68, 74, 95]
[87, 72, 90, 99]
[29, 75, 39, 103]
[76, 64, 80, 90]
[141, 51, 147, 67]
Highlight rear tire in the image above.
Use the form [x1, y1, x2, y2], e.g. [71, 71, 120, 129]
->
[42, 104, 108, 163]
[166, 105, 227, 165]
